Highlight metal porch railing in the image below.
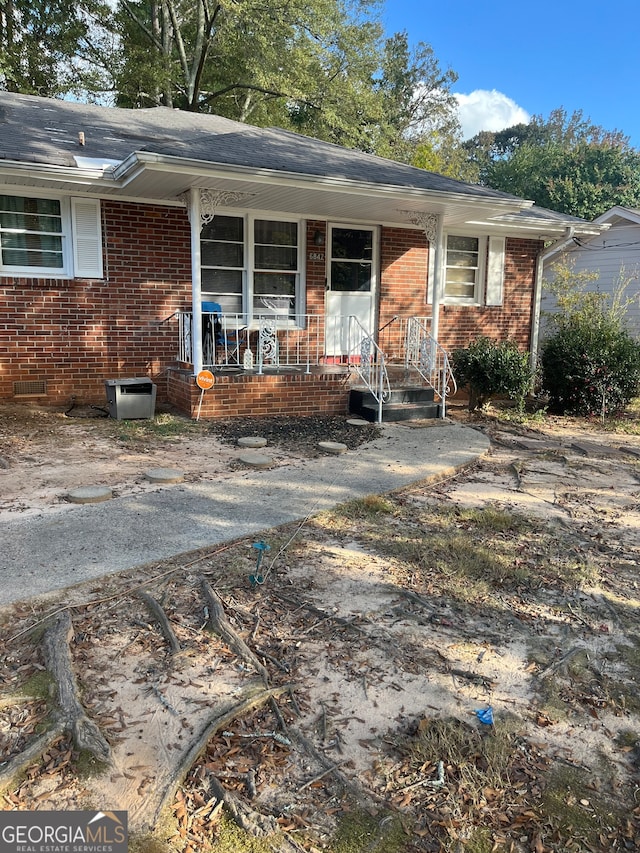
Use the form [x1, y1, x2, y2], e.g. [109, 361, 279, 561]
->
[176, 309, 454, 419]
[179, 311, 355, 372]
[404, 316, 457, 418]
[344, 316, 390, 423]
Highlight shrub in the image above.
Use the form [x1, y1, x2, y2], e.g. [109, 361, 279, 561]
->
[452, 337, 532, 411]
[540, 312, 640, 417]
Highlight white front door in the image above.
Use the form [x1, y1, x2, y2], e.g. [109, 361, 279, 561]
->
[325, 225, 377, 357]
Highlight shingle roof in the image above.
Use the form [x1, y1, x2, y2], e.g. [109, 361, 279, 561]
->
[0, 92, 521, 203]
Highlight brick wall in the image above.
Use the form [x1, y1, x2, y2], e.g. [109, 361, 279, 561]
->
[168, 367, 349, 419]
[436, 238, 542, 352]
[1, 199, 543, 414]
[1, 200, 191, 406]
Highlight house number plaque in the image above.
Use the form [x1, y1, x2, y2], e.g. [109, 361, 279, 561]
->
[308, 251, 325, 261]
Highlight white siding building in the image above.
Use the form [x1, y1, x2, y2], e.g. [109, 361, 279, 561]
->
[541, 206, 640, 337]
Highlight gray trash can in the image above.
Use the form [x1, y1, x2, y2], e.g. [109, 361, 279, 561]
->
[105, 378, 157, 420]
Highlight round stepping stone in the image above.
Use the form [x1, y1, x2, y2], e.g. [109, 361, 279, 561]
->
[237, 436, 268, 448]
[145, 467, 184, 484]
[347, 418, 370, 426]
[318, 441, 348, 454]
[66, 485, 113, 504]
[238, 452, 273, 468]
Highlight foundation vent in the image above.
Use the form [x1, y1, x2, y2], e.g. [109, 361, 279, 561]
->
[13, 380, 47, 396]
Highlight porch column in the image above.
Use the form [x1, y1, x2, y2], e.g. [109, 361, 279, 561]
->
[188, 188, 203, 376]
[426, 214, 444, 344]
[180, 188, 255, 374]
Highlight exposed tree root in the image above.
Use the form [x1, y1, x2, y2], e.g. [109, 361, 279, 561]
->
[201, 577, 269, 683]
[42, 610, 112, 763]
[145, 681, 294, 829]
[138, 590, 181, 654]
[206, 774, 277, 836]
[0, 727, 63, 790]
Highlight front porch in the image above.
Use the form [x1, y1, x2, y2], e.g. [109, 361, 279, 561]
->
[167, 311, 456, 421]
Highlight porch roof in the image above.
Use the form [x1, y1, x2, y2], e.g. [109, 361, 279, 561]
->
[0, 92, 603, 238]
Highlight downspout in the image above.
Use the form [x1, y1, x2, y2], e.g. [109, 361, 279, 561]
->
[529, 227, 574, 375]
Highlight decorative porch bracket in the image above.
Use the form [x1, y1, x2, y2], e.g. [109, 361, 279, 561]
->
[178, 189, 257, 226]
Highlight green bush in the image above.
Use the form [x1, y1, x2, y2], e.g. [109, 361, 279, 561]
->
[540, 313, 640, 417]
[452, 337, 532, 411]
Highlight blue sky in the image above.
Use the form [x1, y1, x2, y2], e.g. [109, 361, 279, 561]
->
[381, 0, 640, 149]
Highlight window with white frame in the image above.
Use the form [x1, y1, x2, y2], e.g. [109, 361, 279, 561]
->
[0, 195, 65, 272]
[200, 214, 301, 321]
[0, 193, 103, 278]
[444, 235, 486, 303]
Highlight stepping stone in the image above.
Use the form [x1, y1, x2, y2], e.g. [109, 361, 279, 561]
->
[238, 452, 273, 468]
[512, 437, 562, 452]
[237, 436, 268, 448]
[347, 418, 370, 426]
[318, 441, 348, 454]
[145, 467, 184, 484]
[66, 485, 113, 504]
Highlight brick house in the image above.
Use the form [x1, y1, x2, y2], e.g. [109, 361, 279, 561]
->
[0, 93, 603, 420]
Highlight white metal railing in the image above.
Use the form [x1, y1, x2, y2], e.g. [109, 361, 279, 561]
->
[345, 316, 390, 423]
[179, 311, 344, 371]
[177, 310, 454, 419]
[376, 315, 432, 364]
[405, 316, 457, 418]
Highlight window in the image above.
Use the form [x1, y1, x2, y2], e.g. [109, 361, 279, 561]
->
[329, 227, 373, 292]
[444, 235, 485, 302]
[0, 195, 64, 271]
[0, 194, 103, 278]
[201, 215, 244, 314]
[200, 214, 301, 321]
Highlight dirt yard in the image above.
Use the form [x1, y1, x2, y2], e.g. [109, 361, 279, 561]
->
[1, 401, 640, 853]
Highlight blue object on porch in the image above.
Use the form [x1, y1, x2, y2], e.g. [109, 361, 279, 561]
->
[202, 301, 246, 363]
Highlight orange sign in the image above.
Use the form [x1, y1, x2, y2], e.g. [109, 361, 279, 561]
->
[196, 369, 215, 390]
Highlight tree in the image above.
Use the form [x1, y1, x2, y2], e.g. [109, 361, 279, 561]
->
[367, 31, 460, 162]
[0, 0, 115, 99]
[114, 1, 383, 117]
[464, 108, 640, 219]
[114, 5, 462, 160]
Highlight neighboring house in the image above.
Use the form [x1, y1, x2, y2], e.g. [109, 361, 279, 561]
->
[541, 206, 640, 338]
[0, 92, 604, 420]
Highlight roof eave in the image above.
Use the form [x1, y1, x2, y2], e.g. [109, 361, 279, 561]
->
[116, 150, 532, 214]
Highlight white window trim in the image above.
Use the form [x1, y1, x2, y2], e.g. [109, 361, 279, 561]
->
[201, 211, 306, 327]
[442, 233, 487, 306]
[0, 191, 103, 279]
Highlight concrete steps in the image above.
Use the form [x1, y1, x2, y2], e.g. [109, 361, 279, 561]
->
[349, 386, 440, 422]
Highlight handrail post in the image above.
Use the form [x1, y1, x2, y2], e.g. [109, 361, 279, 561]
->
[377, 354, 385, 423]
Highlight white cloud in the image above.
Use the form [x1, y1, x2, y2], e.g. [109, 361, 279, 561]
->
[454, 89, 530, 139]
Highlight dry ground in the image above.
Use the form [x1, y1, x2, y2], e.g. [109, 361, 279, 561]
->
[1, 400, 640, 853]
